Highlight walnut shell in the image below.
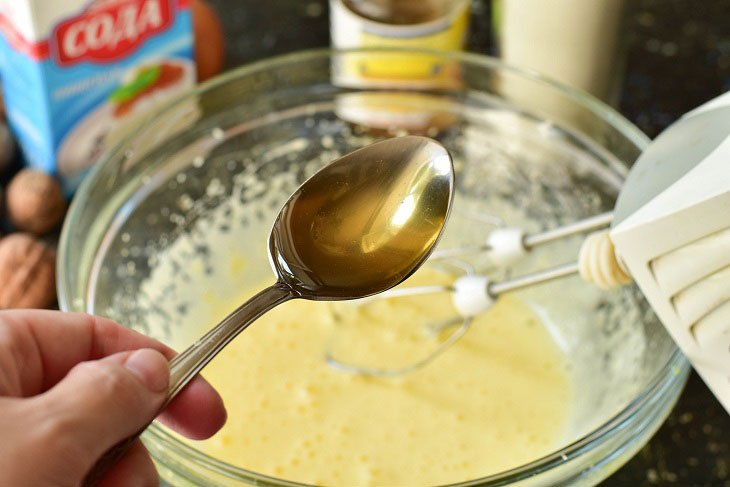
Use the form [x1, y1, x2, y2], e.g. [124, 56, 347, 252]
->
[0, 233, 56, 309]
[6, 169, 67, 235]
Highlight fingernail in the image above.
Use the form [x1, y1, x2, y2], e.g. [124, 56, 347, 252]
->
[124, 349, 169, 393]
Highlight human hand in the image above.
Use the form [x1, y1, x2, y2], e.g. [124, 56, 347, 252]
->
[0, 310, 227, 487]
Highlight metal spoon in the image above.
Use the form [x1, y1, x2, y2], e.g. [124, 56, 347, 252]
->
[85, 135, 455, 485]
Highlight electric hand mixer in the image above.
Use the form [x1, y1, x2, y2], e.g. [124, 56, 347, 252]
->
[329, 91, 730, 415]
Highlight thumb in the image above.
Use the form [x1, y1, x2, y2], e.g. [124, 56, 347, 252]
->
[38, 348, 169, 475]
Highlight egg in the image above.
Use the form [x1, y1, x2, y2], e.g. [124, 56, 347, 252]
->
[191, 0, 225, 81]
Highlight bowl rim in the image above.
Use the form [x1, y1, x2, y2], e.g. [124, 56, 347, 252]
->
[57, 47, 689, 486]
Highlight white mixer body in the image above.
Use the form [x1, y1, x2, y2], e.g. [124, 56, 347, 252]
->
[611, 91, 730, 413]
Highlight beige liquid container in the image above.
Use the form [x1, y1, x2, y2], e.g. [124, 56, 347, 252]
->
[497, 0, 627, 103]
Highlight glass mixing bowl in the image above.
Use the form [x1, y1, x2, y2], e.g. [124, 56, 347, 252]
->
[58, 49, 690, 487]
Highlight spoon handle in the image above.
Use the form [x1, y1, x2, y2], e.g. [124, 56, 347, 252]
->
[166, 282, 294, 405]
[83, 282, 295, 486]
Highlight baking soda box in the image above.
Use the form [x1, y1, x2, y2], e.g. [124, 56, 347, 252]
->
[0, 0, 196, 192]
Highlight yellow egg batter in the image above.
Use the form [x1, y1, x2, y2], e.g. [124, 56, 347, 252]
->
[171, 267, 573, 486]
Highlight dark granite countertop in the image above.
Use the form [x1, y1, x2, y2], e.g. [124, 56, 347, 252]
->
[207, 0, 730, 485]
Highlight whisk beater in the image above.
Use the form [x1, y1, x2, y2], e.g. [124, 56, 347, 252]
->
[326, 213, 631, 376]
[431, 211, 614, 265]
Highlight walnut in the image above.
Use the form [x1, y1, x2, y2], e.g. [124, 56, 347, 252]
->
[6, 169, 67, 235]
[0, 233, 56, 309]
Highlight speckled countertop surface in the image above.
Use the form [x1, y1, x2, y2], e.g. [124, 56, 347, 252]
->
[207, 0, 730, 485]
